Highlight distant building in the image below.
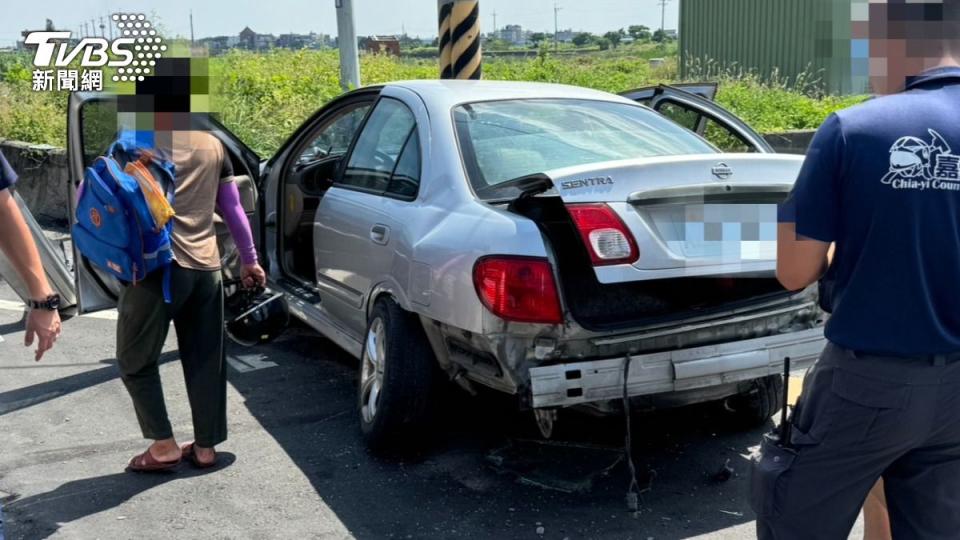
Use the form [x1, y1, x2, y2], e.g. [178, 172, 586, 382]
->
[365, 35, 400, 56]
[501, 24, 524, 45]
[198, 35, 240, 55]
[277, 32, 317, 50]
[239, 26, 276, 51]
[555, 29, 576, 43]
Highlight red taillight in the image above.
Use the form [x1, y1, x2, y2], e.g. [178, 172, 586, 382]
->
[566, 203, 639, 266]
[473, 256, 563, 324]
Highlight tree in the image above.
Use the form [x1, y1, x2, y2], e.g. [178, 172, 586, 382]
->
[596, 37, 611, 51]
[529, 32, 547, 47]
[572, 32, 593, 47]
[603, 30, 622, 49]
[652, 29, 671, 43]
[628, 25, 651, 41]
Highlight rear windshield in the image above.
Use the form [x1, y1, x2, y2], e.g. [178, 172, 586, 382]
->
[453, 99, 716, 198]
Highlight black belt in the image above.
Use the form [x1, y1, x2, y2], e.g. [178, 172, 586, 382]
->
[851, 349, 960, 366]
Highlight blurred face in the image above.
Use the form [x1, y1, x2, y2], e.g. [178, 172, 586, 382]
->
[867, 1, 951, 94]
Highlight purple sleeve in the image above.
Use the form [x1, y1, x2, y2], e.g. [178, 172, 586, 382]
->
[217, 181, 258, 265]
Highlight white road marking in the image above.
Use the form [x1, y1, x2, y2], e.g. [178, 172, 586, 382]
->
[226, 352, 277, 373]
[0, 299, 118, 320]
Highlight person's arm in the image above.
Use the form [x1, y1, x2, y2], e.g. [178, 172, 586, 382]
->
[777, 114, 845, 291]
[217, 180, 258, 266]
[215, 152, 265, 288]
[0, 187, 61, 360]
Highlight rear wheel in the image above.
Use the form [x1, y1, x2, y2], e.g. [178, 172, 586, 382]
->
[358, 297, 439, 452]
[724, 375, 784, 428]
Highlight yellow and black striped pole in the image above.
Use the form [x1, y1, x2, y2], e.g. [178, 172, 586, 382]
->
[450, 0, 481, 79]
[438, 0, 454, 79]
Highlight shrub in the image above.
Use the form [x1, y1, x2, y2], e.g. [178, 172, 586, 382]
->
[0, 49, 867, 156]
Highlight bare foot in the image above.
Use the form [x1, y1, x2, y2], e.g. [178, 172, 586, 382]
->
[193, 445, 216, 466]
[181, 442, 217, 468]
[149, 438, 182, 462]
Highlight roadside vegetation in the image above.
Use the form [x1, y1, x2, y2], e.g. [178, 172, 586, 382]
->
[1, 47, 866, 157]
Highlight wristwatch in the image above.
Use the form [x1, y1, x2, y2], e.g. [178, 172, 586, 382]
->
[27, 293, 61, 311]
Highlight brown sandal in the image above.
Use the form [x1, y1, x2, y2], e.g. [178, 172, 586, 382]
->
[126, 448, 181, 473]
[180, 442, 217, 469]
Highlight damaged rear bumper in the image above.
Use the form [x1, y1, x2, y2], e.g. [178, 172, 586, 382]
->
[528, 327, 825, 408]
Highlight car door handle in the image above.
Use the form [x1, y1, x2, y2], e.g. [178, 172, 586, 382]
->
[370, 224, 390, 245]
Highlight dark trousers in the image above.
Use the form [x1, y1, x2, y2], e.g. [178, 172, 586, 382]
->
[116, 263, 227, 448]
[753, 342, 960, 539]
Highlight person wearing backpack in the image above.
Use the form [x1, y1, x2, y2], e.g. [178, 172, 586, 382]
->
[117, 118, 265, 472]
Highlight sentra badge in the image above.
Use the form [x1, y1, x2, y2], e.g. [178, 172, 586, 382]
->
[560, 176, 614, 190]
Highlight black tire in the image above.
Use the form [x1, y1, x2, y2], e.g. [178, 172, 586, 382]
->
[358, 297, 440, 453]
[726, 375, 784, 428]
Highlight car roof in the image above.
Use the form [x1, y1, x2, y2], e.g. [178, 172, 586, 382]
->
[385, 79, 637, 110]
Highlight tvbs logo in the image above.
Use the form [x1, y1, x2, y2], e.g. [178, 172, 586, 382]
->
[25, 13, 165, 89]
[27, 32, 136, 68]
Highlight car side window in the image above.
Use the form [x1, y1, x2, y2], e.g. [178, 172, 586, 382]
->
[296, 104, 371, 166]
[386, 129, 421, 199]
[341, 98, 417, 193]
[656, 100, 758, 153]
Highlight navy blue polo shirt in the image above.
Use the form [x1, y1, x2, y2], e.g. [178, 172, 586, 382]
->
[783, 67, 960, 355]
[0, 149, 16, 191]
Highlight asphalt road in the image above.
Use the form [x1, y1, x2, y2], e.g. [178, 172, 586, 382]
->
[0, 281, 864, 540]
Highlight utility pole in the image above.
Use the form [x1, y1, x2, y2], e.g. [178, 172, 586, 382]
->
[492, 9, 497, 39]
[91, 19, 96, 38]
[658, 0, 671, 41]
[83, 22, 89, 38]
[553, 1, 561, 51]
[190, 10, 195, 49]
[335, 0, 361, 91]
[107, 15, 113, 39]
[99, 16, 105, 38]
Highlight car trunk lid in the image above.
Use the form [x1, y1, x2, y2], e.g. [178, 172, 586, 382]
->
[543, 154, 803, 283]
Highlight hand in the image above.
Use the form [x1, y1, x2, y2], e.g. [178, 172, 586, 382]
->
[240, 263, 266, 289]
[25, 308, 61, 361]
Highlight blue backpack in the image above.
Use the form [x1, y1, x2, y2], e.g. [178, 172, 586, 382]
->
[73, 132, 177, 301]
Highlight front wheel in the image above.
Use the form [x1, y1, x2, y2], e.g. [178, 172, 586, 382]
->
[358, 297, 440, 453]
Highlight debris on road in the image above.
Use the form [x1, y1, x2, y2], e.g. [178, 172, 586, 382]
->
[487, 439, 623, 493]
[711, 458, 735, 483]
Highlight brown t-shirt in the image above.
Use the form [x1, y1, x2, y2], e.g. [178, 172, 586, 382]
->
[160, 131, 234, 271]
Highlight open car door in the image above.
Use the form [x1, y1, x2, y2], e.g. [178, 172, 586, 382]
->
[621, 84, 774, 154]
[67, 92, 263, 314]
[0, 190, 76, 310]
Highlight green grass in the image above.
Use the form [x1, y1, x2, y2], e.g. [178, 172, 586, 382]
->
[0, 48, 867, 157]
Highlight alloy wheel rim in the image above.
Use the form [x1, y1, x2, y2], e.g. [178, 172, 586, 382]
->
[360, 317, 386, 423]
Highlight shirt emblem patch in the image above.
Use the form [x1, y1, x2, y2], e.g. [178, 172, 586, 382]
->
[883, 129, 960, 190]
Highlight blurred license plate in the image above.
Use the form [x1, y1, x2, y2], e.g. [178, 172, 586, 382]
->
[650, 203, 778, 261]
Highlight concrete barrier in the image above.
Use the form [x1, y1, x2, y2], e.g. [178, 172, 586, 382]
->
[1, 140, 70, 224]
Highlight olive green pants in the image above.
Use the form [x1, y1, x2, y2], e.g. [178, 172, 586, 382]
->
[116, 263, 227, 447]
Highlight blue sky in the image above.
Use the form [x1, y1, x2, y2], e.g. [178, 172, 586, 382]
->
[1, 0, 679, 46]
